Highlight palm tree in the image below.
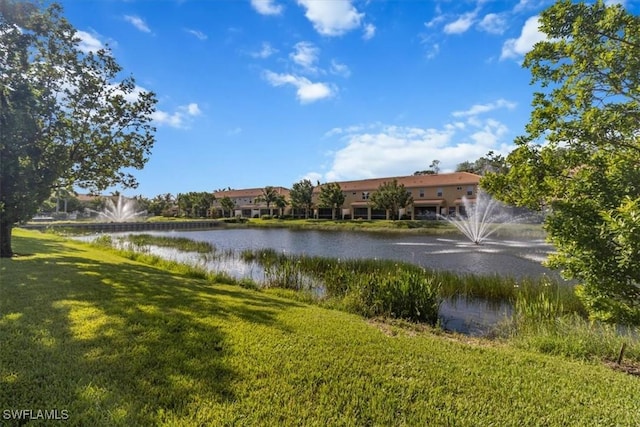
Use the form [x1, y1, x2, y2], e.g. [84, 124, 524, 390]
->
[220, 196, 235, 218]
[257, 186, 279, 216]
[274, 194, 288, 217]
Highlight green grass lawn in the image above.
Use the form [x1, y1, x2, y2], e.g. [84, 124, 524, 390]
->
[1, 230, 639, 426]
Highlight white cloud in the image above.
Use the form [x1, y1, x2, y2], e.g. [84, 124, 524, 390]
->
[513, 0, 544, 13]
[310, 116, 513, 182]
[250, 0, 283, 15]
[363, 23, 376, 40]
[151, 110, 184, 128]
[478, 13, 508, 35]
[251, 42, 278, 59]
[316, 126, 471, 182]
[301, 171, 323, 184]
[444, 12, 476, 35]
[324, 124, 370, 137]
[76, 30, 103, 53]
[425, 14, 446, 29]
[452, 99, 517, 117]
[425, 43, 440, 60]
[330, 60, 350, 78]
[184, 103, 201, 116]
[500, 16, 545, 60]
[290, 41, 320, 72]
[186, 28, 207, 40]
[296, 0, 364, 36]
[418, 32, 441, 59]
[124, 15, 151, 33]
[470, 119, 509, 146]
[263, 71, 335, 104]
[151, 102, 202, 129]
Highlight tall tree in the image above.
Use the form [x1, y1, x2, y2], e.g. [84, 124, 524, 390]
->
[256, 186, 279, 216]
[482, 0, 640, 323]
[148, 193, 175, 216]
[0, 1, 156, 257]
[196, 192, 215, 218]
[219, 196, 235, 218]
[414, 159, 441, 176]
[370, 179, 414, 220]
[429, 159, 441, 175]
[455, 161, 476, 174]
[318, 182, 345, 220]
[289, 179, 314, 219]
[177, 192, 214, 218]
[274, 194, 287, 217]
[176, 193, 192, 218]
[456, 152, 507, 175]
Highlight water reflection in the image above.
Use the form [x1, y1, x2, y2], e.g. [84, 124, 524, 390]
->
[81, 228, 557, 336]
[140, 228, 556, 279]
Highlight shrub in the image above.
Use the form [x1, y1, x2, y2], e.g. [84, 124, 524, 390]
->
[264, 259, 304, 290]
[496, 287, 639, 362]
[344, 269, 442, 325]
[91, 234, 113, 248]
[221, 217, 248, 224]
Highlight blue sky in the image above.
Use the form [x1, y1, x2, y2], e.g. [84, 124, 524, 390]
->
[59, 0, 633, 198]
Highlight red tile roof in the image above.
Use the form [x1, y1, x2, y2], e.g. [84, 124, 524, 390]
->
[313, 172, 480, 193]
[213, 187, 289, 199]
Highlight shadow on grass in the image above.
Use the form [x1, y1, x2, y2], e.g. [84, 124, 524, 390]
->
[0, 234, 301, 425]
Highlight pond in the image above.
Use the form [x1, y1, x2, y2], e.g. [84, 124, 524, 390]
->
[85, 228, 559, 335]
[138, 228, 555, 279]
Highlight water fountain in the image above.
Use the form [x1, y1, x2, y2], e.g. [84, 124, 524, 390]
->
[97, 195, 146, 222]
[443, 190, 513, 244]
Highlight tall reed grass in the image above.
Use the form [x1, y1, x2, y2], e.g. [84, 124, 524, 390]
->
[244, 249, 580, 307]
[124, 234, 214, 253]
[506, 288, 639, 362]
[89, 235, 259, 288]
[89, 234, 640, 363]
[341, 268, 441, 324]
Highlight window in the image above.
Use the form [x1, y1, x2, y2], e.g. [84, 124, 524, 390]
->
[419, 189, 425, 198]
[362, 192, 370, 200]
[467, 186, 474, 196]
[456, 186, 462, 191]
[436, 188, 443, 197]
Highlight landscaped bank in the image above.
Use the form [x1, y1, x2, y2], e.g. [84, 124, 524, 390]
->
[1, 230, 640, 426]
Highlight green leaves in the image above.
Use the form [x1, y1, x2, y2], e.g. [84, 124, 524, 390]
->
[289, 179, 314, 218]
[176, 192, 214, 218]
[219, 196, 236, 218]
[1, 0, 157, 256]
[318, 182, 345, 220]
[482, 0, 640, 323]
[369, 179, 413, 220]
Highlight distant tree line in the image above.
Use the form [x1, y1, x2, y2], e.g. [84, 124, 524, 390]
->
[37, 154, 501, 221]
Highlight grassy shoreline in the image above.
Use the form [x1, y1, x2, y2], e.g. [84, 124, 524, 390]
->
[46, 228, 640, 362]
[229, 217, 548, 238]
[31, 215, 548, 239]
[2, 230, 639, 425]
